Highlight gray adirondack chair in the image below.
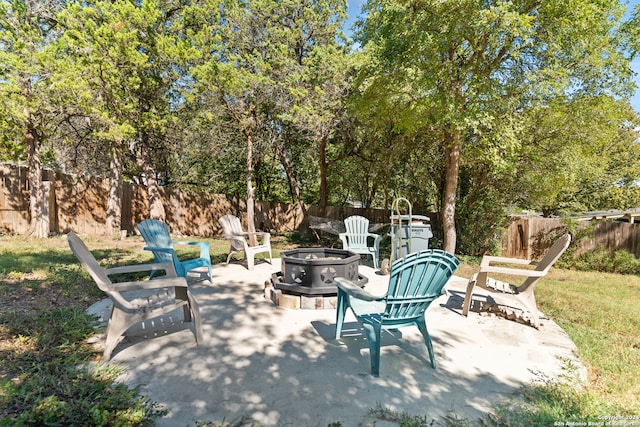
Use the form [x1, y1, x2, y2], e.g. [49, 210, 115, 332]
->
[334, 249, 460, 376]
[137, 219, 213, 282]
[217, 214, 272, 270]
[461, 233, 571, 329]
[67, 232, 203, 361]
[339, 215, 382, 269]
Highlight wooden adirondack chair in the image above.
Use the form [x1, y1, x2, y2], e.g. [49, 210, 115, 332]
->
[137, 219, 213, 282]
[461, 233, 571, 329]
[338, 215, 382, 269]
[334, 249, 460, 376]
[217, 214, 272, 271]
[67, 232, 203, 361]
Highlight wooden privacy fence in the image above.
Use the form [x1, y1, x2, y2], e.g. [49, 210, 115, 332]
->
[4, 164, 640, 259]
[503, 215, 640, 259]
[0, 164, 400, 238]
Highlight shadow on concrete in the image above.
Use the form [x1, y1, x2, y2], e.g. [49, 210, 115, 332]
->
[88, 261, 585, 427]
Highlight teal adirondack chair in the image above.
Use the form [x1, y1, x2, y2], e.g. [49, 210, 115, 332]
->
[334, 249, 459, 376]
[137, 219, 213, 282]
[339, 215, 381, 269]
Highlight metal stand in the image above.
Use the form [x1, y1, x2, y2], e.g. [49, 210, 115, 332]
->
[380, 197, 413, 275]
[390, 197, 413, 263]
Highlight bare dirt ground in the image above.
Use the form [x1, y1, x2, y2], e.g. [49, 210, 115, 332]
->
[0, 236, 149, 315]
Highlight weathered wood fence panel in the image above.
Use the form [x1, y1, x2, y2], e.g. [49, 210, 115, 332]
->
[0, 165, 29, 233]
[0, 164, 398, 237]
[5, 164, 640, 259]
[502, 216, 568, 259]
[582, 220, 640, 257]
[504, 215, 640, 259]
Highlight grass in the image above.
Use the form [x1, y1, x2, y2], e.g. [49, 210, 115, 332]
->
[0, 232, 302, 426]
[0, 233, 639, 425]
[535, 269, 640, 409]
[0, 308, 167, 426]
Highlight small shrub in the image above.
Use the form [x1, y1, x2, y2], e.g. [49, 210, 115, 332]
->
[558, 247, 640, 275]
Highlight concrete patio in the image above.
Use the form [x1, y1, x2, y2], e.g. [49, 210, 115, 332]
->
[87, 258, 585, 427]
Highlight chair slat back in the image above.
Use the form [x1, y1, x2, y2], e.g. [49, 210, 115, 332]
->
[67, 232, 113, 291]
[344, 215, 370, 248]
[218, 215, 247, 252]
[384, 250, 459, 321]
[219, 215, 244, 236]
[138, 219, 172, 247]
[137, 219, 173, 263]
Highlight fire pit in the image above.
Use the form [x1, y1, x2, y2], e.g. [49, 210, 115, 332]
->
[267, 248, 368, 309]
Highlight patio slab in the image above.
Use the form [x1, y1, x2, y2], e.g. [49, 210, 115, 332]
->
[87, 258, 586, 427]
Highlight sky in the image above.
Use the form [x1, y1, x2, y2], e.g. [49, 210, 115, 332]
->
[345, 0, 640, 113]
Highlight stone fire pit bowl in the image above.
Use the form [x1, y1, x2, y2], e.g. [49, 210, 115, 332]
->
[271, 248, 368, 296]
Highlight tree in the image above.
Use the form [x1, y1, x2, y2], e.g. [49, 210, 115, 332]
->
[514, 96, 640, 215]
[190, 0, 273, 239]
[55, 0, 192, 234]
[354, 0, 634, 253]
[0, 0, 64, 238]
[272, 0, 351, 215]
[191, 0, 350, 233]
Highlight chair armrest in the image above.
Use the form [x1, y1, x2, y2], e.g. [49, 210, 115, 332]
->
[334, 277, 386, 301]
[174, 241, 210, 249]
[106, 262, 177, 278]
[143, 246, 178, 255]
[480, 255, 537, 268]
[479, 265, 546, 277]
[242, 232, 270, 245]
[479, 255, 543, 277]
[109, 275, 188, 292]
[241, 231, 269, 237]
[222, 234, 248, 242]
[174, 241, 211, 259]
[367, 233, 382, 247]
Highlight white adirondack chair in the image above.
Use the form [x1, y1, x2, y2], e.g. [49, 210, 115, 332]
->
[217, 214, 272, 270]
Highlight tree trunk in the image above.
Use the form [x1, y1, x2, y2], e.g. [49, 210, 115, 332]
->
[139, 139, 166, 220]
[245, 132, 257, 245]
[105, 145, 123, 238]
[25, 105, 48, 238]
[442, 130, 461, 254]
[318, 135, 328, 216]
[275, 142, 309, 218]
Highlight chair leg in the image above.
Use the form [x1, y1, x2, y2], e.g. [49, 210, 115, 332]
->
[416, 319, 436, 369]
[335, 290, 349, 339]
[103, 309, 129, 362]
[188, 292, 204, 344]
[461, 276, 477, 316]
[247, 251, 255, 270]
[362, 321, 382, 377]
